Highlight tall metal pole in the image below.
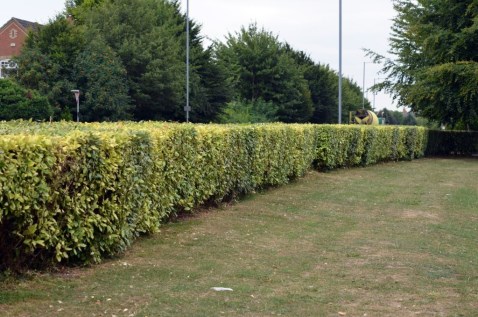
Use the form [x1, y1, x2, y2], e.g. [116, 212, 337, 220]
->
[185, 0, 190, 123]
[338, 0, 342, 124]
[372, 77, 386, 112]
[76, 97, 80, 122]
[362, 61, 366, 109]
[71, 89, 80, 122]
[373, 78, 376, 111]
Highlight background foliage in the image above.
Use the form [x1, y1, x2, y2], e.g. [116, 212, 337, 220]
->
[8, 0, 368, 123]
[214, 24, 313, 123]
[368, 0, 478, 129]
[0, 80, 53, 120]
[426, 130, 478, 155]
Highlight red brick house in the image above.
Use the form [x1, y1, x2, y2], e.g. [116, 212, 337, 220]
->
[0, 17, 40, 78]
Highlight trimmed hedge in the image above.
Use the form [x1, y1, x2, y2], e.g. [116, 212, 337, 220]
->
[426, 130, 478, 156]
[0, 122, 427, 270]
[315, 125, 426, 169]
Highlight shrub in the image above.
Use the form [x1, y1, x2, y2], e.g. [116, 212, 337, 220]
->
[218, 99, 279, 123]
[0, 122, 427, 270]
[426, 130, 478, 156]
[0, 80, 53, 121]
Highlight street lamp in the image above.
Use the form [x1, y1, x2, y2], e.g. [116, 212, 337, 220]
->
[338, 0, 342, 124]
[373, 78, 376, 111]
[362, 61, 374, 109]
[372, 77, 386, 111]
[184, 0, 191, 123]
[71, 89, 80, 122]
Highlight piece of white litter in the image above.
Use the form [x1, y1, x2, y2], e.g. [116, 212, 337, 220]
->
[211, 287, 233, 292]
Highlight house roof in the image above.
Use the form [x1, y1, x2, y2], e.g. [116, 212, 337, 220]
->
[13, 18, 41, 30]
[0, 17, 41, 33]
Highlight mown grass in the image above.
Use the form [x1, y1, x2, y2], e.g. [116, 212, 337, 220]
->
[1, 158, 477, 316]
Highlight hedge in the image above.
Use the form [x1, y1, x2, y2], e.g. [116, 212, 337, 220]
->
[426, 130, 478, 156]
[0, 122, 427, 270]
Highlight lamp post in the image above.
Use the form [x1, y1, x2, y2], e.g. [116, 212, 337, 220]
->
[71, 89, 80, 122]
[184, 0, 191, 123]
[372, 77, 386, 111]
[338, 0, 342, 124]
[362, 61, 373, 109]
[373, 78, 376, 111]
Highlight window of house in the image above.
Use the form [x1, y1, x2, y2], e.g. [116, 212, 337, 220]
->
[9, 28, 18, 39]
[0, 59, 18, 78]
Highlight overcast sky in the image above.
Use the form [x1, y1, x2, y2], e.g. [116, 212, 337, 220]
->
[1, 0, 400, 111]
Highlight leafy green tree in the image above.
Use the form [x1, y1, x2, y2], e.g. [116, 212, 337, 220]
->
[402, 112, 417, 125]
[16, 15, 132, 122]
[368, 0, 478, 129]
[377, 108, 419, 125]
[186, 35, 232, 123]
[16, 0, 231, 122]
[66, 0, 104, 11]
[15, 17, 85, 119]
[82, 0, 230, 122]
[0, 79, 53, 120]
[378, 108, 403, 125]
[74, 35, 132, 121]
[214, 24, 313, 123]
[287, 48, 371, 123]
[84, 0, 183, 120]
[306, 64, 339, 123]
[218, 99, 278, 124]
[17, 4, 179, 122]
[342, 78, 370, 119]
[66, 0, 103, 7]
[415, 115, 440, 128]
[65, 0, 106, 25]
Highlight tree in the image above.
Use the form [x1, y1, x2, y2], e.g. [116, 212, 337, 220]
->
[402, 112, 417, 125]
[0, 79, 53, 120]
[378, 108, 400, 125]
[16, 0, 229, 122]
[306, 64, 339, 124]
[368, 0, 478, 129]
[15, 15, 132, 121]
[214, 24, 313, 123]
[15, 17, 85, 119]
[83, 0, 231, 122]
[377, 108, 419, 125]
[287, 48, 371, 124]
[74, 35, 132, 121]
[186, 38, 233, 123]
[342, 78, 370, 121]
[65, 0, 106, 24]
[83, 0, 184, 120]
[218, 99, 278, 124]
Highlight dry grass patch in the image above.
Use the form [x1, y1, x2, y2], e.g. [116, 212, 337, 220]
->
[1, 158, 477, 316]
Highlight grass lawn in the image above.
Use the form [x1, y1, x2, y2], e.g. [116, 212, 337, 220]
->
[1, 158, 477, 317]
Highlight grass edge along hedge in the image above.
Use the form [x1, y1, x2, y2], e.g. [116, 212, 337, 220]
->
[0, 123, 427, 270]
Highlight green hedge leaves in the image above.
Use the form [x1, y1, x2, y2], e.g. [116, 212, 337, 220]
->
[426, 130, 478, 156]
[0, 122, 427, 270]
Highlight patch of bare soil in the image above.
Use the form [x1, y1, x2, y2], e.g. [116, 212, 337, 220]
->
[401, 209, 441, 223]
